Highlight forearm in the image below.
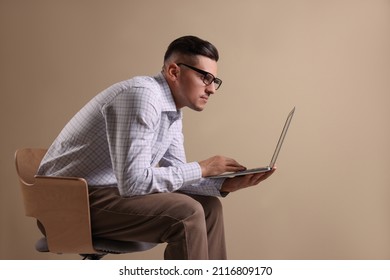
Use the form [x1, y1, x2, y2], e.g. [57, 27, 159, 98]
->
[179, 176, 226, 197]
[117, 162, 202, 197]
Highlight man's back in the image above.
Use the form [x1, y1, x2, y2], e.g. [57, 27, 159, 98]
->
[38, 75, 166, 188]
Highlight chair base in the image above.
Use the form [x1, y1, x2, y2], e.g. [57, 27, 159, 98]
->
[80, 253, 107, 260]
[35, 237, 158, 259]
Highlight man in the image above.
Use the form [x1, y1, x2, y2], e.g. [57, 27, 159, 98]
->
[38, 35, 275, 259]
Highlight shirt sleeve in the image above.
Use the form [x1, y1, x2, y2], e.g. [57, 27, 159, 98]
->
[159, 121, 226, 197]
[102, 86, 202, 197]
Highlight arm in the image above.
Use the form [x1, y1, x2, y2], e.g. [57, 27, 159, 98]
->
[102, 87, 200, 197]
[158, 127, 223, 196]
[160, 123, 249, 196]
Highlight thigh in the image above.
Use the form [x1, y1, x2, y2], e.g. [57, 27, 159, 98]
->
[88, 187, 205, 243]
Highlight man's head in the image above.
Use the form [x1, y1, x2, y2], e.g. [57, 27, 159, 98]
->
[162, 36, 222, 111]
[164, 35, 219, 63]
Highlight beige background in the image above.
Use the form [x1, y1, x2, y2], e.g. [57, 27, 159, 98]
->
[1, 0, 390, 260]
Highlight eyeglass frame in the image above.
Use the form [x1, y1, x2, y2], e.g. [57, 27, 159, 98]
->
[176, 63, 222, 90]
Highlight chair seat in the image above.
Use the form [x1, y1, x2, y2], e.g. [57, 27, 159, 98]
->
[35, 237, 157, 254]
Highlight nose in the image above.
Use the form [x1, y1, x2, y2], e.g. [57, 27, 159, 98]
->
[205, 83, 216, 95]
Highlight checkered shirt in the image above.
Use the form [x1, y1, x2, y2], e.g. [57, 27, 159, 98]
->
[37, 73, 224, 197]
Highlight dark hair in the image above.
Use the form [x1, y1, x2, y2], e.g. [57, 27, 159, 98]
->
[164, 35, 219, 62]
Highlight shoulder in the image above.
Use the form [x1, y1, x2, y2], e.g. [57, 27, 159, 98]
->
[98, 76, 163, 109]
[104, 76, 160, 97]
[131, 76, 160, 90]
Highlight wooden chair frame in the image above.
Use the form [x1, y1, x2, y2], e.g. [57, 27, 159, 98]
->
[15, 148, 157, 258]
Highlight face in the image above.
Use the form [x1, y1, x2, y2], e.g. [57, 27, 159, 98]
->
[168, 56, 218, 111]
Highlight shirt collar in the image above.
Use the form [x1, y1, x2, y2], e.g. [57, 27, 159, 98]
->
[154, 72, 182, 121]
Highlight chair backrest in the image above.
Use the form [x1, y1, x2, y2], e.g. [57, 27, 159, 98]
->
[15, 148, 47, 185]
[15, 148, 97, 254]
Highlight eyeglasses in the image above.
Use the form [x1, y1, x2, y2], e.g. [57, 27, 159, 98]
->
[177, 63, 222, 90]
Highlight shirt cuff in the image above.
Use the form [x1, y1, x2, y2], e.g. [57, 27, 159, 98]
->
[179, 161, 202, 186]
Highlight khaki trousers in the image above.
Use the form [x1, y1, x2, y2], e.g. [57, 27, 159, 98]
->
[88, 187, 227, 260]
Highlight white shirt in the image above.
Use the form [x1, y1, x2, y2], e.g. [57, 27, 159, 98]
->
[38, 73, 224, 197]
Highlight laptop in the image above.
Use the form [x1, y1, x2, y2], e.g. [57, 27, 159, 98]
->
[207, 107, 295, 179]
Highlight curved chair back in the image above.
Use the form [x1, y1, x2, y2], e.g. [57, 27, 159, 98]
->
[15, 148, 157, 258]
[15, 148, 47, 185]
[15, 148, 97, 254]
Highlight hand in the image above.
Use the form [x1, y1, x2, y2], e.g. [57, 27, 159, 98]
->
[199, 155, 246, 177]
[220, 167, 276, 193]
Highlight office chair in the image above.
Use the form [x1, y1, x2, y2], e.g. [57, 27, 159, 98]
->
[15, 148, 157, 260]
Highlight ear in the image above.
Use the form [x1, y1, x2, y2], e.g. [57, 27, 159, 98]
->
[165, 63, 180, 81]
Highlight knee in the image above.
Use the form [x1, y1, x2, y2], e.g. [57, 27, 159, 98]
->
[206, 196, 223, 212]
[202, 196, 223, 220]
[172, 197, 208, 238]
[168, 194, 223, 227]
[171, 194, 206, 222]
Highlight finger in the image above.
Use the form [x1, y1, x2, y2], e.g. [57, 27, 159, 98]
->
[254, 174, 267, 183]
[250, 170, 274, 184]
[258, 169, 275, 181]
[226, 159, 246, 169]
[225, 165, 247, 172]
[224, 159, 246, 171]
[241, 173, 262, 185]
